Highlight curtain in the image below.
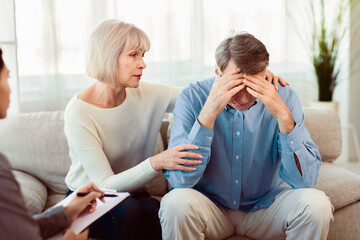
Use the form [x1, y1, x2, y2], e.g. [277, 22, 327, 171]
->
[9, 0, 315, 112]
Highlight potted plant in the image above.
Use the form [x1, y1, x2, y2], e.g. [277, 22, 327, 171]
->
[309, 0, 349, 112]
[289, 0, 359, 112]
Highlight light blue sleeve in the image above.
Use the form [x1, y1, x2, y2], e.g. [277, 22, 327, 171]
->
[278, 88, 322, 188]
[163, 88, 214, 188]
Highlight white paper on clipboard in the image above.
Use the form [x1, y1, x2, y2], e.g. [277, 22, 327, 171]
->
[47, 191, 130, 240]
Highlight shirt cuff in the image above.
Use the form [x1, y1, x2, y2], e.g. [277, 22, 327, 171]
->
[188, 119, 214, 147]
[278, 124, 303, 152]
[57, 206, 72, 226]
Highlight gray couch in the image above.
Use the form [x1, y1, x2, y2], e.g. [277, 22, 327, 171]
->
[0, 109, 359, 239]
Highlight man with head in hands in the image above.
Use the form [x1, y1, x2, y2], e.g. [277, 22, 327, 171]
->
[160, 33, 333, 240]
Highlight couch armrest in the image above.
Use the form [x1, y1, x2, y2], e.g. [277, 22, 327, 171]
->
[303, 108, 342, 162]
[315, 162, 360, 210]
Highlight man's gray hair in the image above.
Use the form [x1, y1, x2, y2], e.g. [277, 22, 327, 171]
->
[215, 32, 269, 75]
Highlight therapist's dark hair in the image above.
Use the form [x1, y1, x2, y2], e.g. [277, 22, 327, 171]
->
[215, 32, 269, 75]
[0, 48, 4, 72]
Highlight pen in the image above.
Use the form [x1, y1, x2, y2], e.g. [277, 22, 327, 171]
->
[77, 192, 118, 197]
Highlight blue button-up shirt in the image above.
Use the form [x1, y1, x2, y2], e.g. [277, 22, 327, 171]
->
[163, 76, 321, 211]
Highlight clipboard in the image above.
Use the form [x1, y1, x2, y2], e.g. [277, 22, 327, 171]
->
[47, 191, 130, 239]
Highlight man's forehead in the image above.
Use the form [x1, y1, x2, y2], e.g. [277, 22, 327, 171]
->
[223, 61, 266, 77]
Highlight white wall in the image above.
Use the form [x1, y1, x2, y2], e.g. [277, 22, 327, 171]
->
[348, 0, 360, 162]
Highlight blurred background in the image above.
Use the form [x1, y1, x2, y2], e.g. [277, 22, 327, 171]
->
[0, 0, 359, 170]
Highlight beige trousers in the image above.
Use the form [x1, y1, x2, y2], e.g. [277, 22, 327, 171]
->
[159, 188, 333, 240]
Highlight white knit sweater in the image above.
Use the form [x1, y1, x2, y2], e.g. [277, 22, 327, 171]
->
[64, 81, 180, 192]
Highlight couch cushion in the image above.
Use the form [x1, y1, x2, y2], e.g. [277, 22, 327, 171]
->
[327, 201, 360, 240]
[0, 112, 70, 194]
[45, 192, 66, 210]
[314, 162, 360, 210]
[12, 170, 47, 214]
[146, 172, 168, 197]
[303, 108, 342, 162]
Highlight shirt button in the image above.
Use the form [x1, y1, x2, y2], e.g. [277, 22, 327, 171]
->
[236, 131, 240, 136]
[235, 155, 239, 160]
[290, 140, 293, 145]
[233, 200, 237, 205]
[235, 179, 239, 184]
[208, 136, 212, 140]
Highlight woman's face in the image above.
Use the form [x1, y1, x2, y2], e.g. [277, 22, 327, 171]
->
[115, 48, 146, 88]
[0, 64, 10, 119]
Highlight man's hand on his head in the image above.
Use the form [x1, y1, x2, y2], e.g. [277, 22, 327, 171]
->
[243, 74, 295, 134]
[198, 68, 245, 129]
[265, 69, 289, 90]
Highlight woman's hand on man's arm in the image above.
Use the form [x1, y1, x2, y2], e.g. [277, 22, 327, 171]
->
[150, 144, 203, 172]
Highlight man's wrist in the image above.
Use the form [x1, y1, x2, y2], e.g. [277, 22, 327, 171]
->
[198, 109, 217, 129]
[277, 110, 295, 134]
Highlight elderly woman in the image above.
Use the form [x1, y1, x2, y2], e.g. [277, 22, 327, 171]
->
[0, 49, 105, 239]
[64, 20, 203, 239]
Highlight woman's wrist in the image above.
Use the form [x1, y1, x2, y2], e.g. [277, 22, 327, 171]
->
[149, 156, 161, 171]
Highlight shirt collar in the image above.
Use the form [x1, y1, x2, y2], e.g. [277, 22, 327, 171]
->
[225, 101, 258, 111]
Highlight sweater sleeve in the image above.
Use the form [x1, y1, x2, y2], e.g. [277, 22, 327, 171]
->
[64, 107, 158, 192]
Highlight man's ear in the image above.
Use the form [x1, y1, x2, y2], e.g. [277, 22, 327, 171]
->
[215, 65, 222, 78]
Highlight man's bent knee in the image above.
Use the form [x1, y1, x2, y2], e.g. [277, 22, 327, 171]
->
[159, 188, 202, 220]
[296, 189, 334, 223]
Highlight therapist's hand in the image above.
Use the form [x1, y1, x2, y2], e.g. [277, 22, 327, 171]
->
[64, 182, 104, 222]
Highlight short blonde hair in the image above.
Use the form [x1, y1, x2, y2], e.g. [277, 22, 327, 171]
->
[86, 19, 150, 86]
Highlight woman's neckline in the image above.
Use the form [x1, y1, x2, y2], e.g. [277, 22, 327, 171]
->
[76, 88, 133, 110]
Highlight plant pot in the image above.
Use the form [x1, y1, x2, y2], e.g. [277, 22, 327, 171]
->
[309, 101, 339, 113]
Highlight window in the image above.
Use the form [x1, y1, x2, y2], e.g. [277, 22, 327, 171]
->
[4, 0, 315, 112]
